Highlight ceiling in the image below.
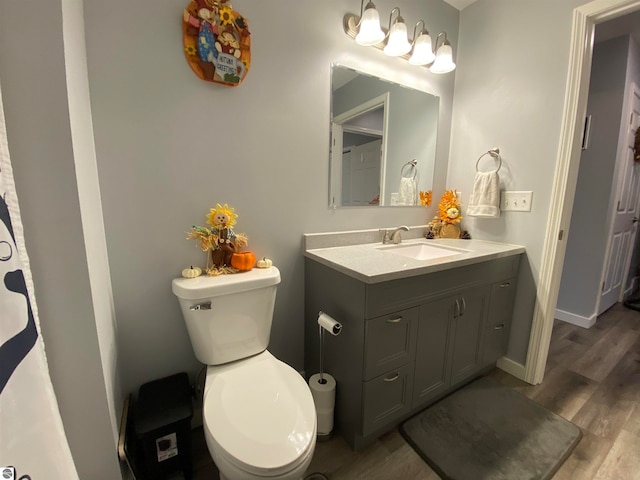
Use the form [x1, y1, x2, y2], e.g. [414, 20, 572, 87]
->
[441, 1, 639, 43]
[442, 0, 478, 10]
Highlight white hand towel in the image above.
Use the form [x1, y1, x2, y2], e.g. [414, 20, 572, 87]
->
[398, 177, 417, 205]
[467, 171, 500, 217]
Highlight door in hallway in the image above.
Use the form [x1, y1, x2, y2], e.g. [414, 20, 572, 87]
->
[345, 139, 381, 206]
[600, 83, 640, 314]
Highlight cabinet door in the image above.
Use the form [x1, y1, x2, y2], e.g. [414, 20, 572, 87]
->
[362, 363, 414, 436]
[363, 307, 419, 381]
[412, 298, 452, 409]
[483, 278, 516, 365]
[450, 286, 489, 385]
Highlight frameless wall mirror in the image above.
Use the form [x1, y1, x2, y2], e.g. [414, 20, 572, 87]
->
[329, 64, 439, 207]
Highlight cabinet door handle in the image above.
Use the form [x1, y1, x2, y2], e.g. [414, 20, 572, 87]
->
[500, 282, 511, 288]
[384, 373, 400, 382]
[386, 316, 403, 324]
[460, 297, 466, 317]
[454, 299, 460, 318]
[494, 323, 505, 330]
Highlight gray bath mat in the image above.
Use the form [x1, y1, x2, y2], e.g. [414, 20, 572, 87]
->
[400, 376, 582, 480]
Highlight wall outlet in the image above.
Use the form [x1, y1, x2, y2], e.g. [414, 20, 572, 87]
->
[501, 191, 533, 211]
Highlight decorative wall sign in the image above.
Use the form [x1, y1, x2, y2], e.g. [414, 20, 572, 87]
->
[182, 0, 251, 86]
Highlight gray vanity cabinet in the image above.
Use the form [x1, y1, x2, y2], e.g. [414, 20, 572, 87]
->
[304, 253, 521, 450]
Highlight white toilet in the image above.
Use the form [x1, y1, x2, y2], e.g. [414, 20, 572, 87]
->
[172, 267, 317, 480]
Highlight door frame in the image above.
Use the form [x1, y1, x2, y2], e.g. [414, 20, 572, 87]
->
[525, 0, 640, 385]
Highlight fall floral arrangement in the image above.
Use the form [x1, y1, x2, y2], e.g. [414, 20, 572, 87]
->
[187, 203, 256, 275]
[438, 189, 462, 224]
[426, 189, 469, 239]
[419, 190, 433, 206]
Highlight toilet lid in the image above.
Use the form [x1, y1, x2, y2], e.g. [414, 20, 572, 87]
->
[204, 353, 316, 474]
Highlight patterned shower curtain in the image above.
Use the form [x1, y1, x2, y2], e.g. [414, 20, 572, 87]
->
[0, 84, 79, 479]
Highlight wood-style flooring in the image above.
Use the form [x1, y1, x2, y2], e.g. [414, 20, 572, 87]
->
[190, 302, 640, 480]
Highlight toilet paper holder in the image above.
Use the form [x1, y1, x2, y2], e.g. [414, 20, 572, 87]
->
[317, 311, 342, 384]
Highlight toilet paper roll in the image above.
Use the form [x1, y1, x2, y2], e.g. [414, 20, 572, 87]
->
[316, 409, 334, 436]
[309, 373, 336, 434]
[318, 312, 342, 335]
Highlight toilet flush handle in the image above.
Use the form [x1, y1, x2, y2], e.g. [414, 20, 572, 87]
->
[189, 301, 212, 311]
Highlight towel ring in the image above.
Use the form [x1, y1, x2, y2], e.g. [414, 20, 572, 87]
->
[476, 148, 502, 173]
[401, 159, 417, 179]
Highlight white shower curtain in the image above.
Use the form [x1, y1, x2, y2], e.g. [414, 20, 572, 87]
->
[0, 84, 79, 479]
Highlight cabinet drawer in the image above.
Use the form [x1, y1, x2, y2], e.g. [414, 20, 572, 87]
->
[362, 363, 414, 436]
[483, 278, 517, 364]
[363, 307, 419, 381]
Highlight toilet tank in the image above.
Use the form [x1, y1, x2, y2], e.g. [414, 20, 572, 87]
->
[172, 267, 281, 365]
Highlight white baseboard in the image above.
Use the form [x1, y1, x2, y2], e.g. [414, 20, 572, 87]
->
[555, 308, 597, 328]
[496, 356, 526, 381]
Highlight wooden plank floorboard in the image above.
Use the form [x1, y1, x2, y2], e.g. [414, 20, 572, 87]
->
[551, 430, 613, 480]
[528, 368, 597, 421]
[592, 430, 640, 480]
[570, 316, 640, 382]
[189, 303, 640, 480]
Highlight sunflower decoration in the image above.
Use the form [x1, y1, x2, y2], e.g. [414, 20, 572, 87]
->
[187, 203, 252, 275]
[419, 190, 432, 206]
[218, 5, 235, 26]
[438, 190, 463, 224]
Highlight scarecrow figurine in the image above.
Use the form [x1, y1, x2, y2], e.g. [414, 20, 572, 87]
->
[208, 204, 239, 266]
[188, 203, 250, 274]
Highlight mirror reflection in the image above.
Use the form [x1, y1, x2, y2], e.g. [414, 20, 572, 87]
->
[330, 65, 440, 207]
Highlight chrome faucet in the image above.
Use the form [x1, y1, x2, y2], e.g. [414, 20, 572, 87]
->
[381, 225, 410, 244]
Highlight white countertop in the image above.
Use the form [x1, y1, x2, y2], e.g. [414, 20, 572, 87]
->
[304, 237, 525, 284]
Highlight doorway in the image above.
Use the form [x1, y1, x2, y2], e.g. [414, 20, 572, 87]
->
[525, 0, 640, 385]
[330, 93, 389, 207]
[555, 24, 640, 328]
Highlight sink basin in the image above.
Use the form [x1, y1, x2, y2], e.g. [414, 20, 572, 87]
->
[378, 241, 469, 261]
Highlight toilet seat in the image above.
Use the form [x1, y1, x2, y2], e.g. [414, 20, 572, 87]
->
[203, 351, 316, 477]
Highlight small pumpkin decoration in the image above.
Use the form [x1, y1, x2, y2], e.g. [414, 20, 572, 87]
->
[182, 265, 202, 278]
[230, 251, 256, 271]
[256, 257, 273, 269]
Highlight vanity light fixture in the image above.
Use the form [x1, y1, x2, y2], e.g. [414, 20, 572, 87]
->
[383, 8, 412, 57]
[408, 20, 435, 66]
[355, 1, 385, 46]
[429, 32, 456, 74]
[344, 0, 455, 73]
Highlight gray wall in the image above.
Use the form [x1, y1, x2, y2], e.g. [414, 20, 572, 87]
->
[83, 0, 459, 396]
[557, 36, 631, 320]
[447, 0, 590, 365]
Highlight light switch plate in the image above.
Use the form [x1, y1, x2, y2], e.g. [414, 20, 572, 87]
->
[501, 191, 533, 211]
